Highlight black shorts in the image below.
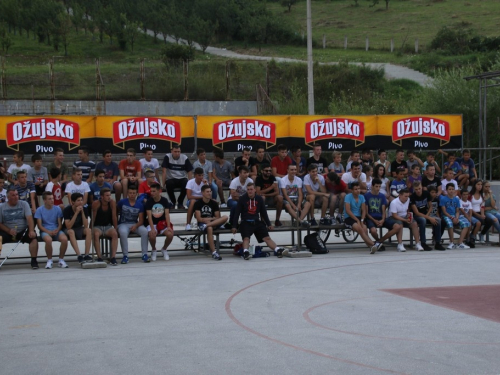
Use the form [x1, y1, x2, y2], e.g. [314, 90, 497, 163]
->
[0, 229, 32, 244]
[344, 217, 360, 229]
[64, 227, 87, 240]
[239, 220, 269, 243]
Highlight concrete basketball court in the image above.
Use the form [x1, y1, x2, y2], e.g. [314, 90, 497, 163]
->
[1, 221, 500, 375]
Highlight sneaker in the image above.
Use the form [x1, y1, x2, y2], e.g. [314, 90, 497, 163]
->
[77, 255, 84, 264]
[416, 242, 424, 251]
[31, 259, 39, 269]
[198, 223, 207, 232]
[310, 218, 318, 226]
[274, 220, 283, 227]
[467, 240, 476, 249]
[161, 249, 169, 261]
[378, 245, 386, 251]
[478, 234, 486, 244]
[335, 215, 344, 224]
[121, 255, 129, 264]
[212, 252, 222, 261]
[142, 254, 150, 263]
[457, 242, 470, 249]
[220, 203, 227, 208]
[185, 224, 191, 231]
[151, 250, 157, 262]
[224, 222, 233, 229]
[110, 257, 118, 266]
[45, 260, 53, 269]
[276, 248, 284, 258]
[435, 244, 446, 251]
[370, 244, 378, 254]
[177, 205, 186, 210]
[83, 255, 92, 262]
[301, 219, 311, 228]
[97, 258, 103, 262]
[422, 243, 432, 251]
[243, 250, 251, 260]
[320, 217, 331, 226]
[397, 243, 406, 252]
[447, 242, 456, 250]
[58, 259, 69, 268]
[282, 248, 289, 256]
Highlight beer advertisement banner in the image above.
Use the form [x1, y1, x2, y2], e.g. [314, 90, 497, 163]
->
[377, 115, 462, 150]
[289, 115, 379, 150]
[0, 116, 95, 154]
[196, 116, 289, 152]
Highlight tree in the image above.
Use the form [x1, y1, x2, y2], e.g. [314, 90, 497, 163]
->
[196, 19, 218, 53]
[123, 15, 142, 52]
[281, 0, 298, 13]
[0, 22, 13, 53]
[55, 11, 72, 55]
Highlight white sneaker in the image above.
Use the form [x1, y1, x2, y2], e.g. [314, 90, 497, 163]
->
[58, 259, 69, 268]
[162, 249, 169, 261]
[220, 203, 227, 208]
[416, 242, 424, 251]
[458, 243, 470, 249]
[45, 260, 53, 269]
[397, 243, 406, 252]
[478, 234, 485, 244]
[185, 224, 191, 230]
[151, 250, 157, 262]
[447, 242, 456, 250]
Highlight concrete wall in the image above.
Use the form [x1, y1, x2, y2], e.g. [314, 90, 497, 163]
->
[0, 100, 258, 116]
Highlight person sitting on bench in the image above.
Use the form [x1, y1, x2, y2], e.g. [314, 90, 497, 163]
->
[145, 183, 174, 262]
[64, 193, 93, 263]
[185, 168, 206, 230]
[92, 187, 119, 265]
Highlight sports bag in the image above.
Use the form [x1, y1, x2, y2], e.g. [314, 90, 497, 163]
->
[304, 233, 329, 254]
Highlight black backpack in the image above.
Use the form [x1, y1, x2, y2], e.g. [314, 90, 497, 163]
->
[304, 233, 329, 254]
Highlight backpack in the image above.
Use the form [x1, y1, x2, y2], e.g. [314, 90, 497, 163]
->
[252, 246, 271, 258]
[304, 233, 329, 254]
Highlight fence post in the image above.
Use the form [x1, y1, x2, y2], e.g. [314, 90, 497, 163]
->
[225, 60, 230, 100]
[365, 37, 369, 51]
[183, 60, 189, 101]
[390, 38, 394, 53]
[0, 56, 6, 99]
[49, 58, 55, 100]
[266, 62, 270, 97]
[95, 58, 100, 100]
[140, 58, 145, 100]
[322, 34, 326, 49]
[344, 36, 347, 49]
[415, 38, 419, 53]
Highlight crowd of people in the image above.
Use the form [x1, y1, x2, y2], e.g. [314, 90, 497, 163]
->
[0, 143, 497, 270]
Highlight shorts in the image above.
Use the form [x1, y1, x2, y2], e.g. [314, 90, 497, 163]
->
[93, 225, 114, 235]
[0, 229, 32, 244]
[40, 231, 66, 241]
[284, 197, 298, 206]
[442, 215, 471, 229]
[265, 196, 278, 208]
[147, 222, 173, 234]
[308, 195, 328, 208]
[344, 217, 360, 229]
[366, 218, 397, 230]
[239, 220, 269, 243]
[64, 227, 87, 240]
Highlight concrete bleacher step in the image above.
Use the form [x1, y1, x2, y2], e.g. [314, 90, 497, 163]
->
[81, 261, 107, 269]
[284, 248, 312, 257]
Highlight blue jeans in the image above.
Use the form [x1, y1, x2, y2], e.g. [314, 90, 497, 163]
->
[227, 199, 238, 224]
[211, 181, 218, 200]
[415, 216, 442, 244]
[486, 212, 500, 232]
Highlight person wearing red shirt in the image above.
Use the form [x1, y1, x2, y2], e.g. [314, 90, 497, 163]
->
[325, 172, 347, 220]
[139, 170, 156, 204]
[271, 144, 292, 186]
[119, 148, 142, 198]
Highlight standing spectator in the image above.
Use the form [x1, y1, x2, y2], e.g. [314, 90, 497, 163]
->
[35, 191, 69, 269]
[212, 149, 233, 208]
[14, 171, 37, 214]
[7, 151, 30, 184]
[256, 163, 284, 227]
[0, 187, 39, 269]
[271, 144, 292, 181]
[234, 147, 257, 180]
[96, 150, 122, 201]
[162, 144, 193, 209]
[89, 169, 112, 204]
[46, 148, 69, 188]
[65, 168, 91, 206]
[391, 149, 408, 178]
[45, 168, 64, 209]
[185, 168, 206, 230]
[145, 183, 174, 262]
[92, 188, 119, 265]
[306, 143, 329, 174]
[28, 153, 48, 196]
[119, 148, 142, 198]
[64, 193, 93, 263]
[291, 145, 307, 179]
[73, 146, 96, 183]
[193, 148, 217, 200]
[139, 147, 161, 182]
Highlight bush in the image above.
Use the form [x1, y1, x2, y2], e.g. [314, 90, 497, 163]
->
[160, 43, 194, 67]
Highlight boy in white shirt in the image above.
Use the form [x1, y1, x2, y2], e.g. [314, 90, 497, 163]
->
[303, 164, 329, 226]
[227, 165, 253, 227]
[185, 168, 206, 230]
[388, 189, 423, 252]
[139, 147, 160, 182]
[440, 168, 459, 194]
[459, 189, 480, 248]
[341, 161, 367, 194]
[7, 151, 31, 184]
[0, 175, 7, 204]
[280, 164, 311, 227]
[65, 168, 91, 206]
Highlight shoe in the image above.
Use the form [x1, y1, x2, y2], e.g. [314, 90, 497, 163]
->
[457, 243, 470, 249]
[310, 218, 318, 226]
[416, 242, 424, 251]
[142, 254, 150, 263]
[121, 255, 129, 264]
[335, 215, 344, 224]
[478, 234, 486, 243]
[467, 241, 476, 248]
[31, 259, 39, 269]
[435, 244, 446, 251]
[45, 260, 53, 269]
[177, 205, 186, 210]
[276, 248, 283, 258]
[378, 245, 386, 251]
[447, 243, 456, 250]
[243, 250, 251, 260]
[274, 220, 283, 227]
[83, 255, 92, 262]
[220, 203, 227, 208]
[422, 243, 432, 251]
[77, 255, 84, 264]
[212, 252, 222, 260]
[224, 222, 233, 229]
[370, 244, 378, 254]
[162, 249, 169, 261]
[58, 259, 69, 268]
[151, 250, 157, 262]
[97, 258, 103, 262]
[198, 223, 207, 232]
[110, 257, 118, 266]
[301, 219, 311, 228]
[185, 224, 191, 231]
[397, 243, 406, 252]
[320, 217, 331, 226]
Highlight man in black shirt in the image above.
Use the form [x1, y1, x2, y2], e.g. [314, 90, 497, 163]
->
[234, 147, 258, 180]
[146, 183, 174, 261]
[91, 188, 118, 265]
[422, 165, 442, 196]
[231, 183, 284, 259]
[255, 163, 284, 227]
[194, 185, 228, 261]
[306, 143, 328, 174]
[64, 193, 92, 263]
[391, 149, 408, 178]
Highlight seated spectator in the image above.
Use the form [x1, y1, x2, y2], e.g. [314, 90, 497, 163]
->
[162, 144, 193, 209]
[373, 164, 390, 199]
[195, 185, 228, 261]
[65, 168, 91, 206]
[469, 179, 492, 244]
[64, 193, 92, 263]
[0, 187, 38, 269]
[328, 151, 344, 177]
[440, 168, 459, 194]
[440, 183, 470, 249]
[92, 187, 119, 265]
[254, 145, 271, 176]
[346, 150, 361, 172]
[306, 143, 328, 174]
[406, 150, 424, 171]
[28, 153, 48, 196]
[407, 164, 422, 193]
[363, 164, 373, 192]
[444, 152, 468, 189]
[391, 149, 408, 178]
[89, 169, 112, 205]
[280, 164, 311, 227]
[193, 148, 217, 200]
[73, 146, 95, 183]
[145, 183, 174, 262]
[46, 148, 69, 190]
[389, 189, 424, 252]
[291, 145, 307, 179]
[45, 168, 64, 209]
[185, 168, 206, 230]
[14, 171, 37, 214]
[390, 169, 407, 199]
[341, 161, 367, 194]
[35, 191, 69, 269]
[119, 148, 142, 198]
[325, 172, 346, 220]
[303, 164, 329, 226]
[96, 150, 122, 201]
[482, 182, 500, 239]
[256, 163, 284, 227]
[457, 149, 477, 186]
[423, 152, 441, 177]
[117, 186, 149, 264]
[374, 149, 391, 177]
[139, 170, 157, 203]
[227, 165, 253, 226]
[422, 164, 442, 196]
[234, 147, 258, 180]
[139, 147, 161, 182]
[0, 174, 6, 204]
[231, 183, 285, 259]
[361, 148, 373, 166]
[459, 189, 480, 248]
[271, 144, 292, 182]
[7, 150, 30, 185]
[212, 149, 233, 208]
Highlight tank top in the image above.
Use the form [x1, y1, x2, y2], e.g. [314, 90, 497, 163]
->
[93, 201, 113, 226]
[471, 195, 483, 212]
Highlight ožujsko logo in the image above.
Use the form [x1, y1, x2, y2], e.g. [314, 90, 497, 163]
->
[212, 119, 276, 147]
[305, 118, 365, 146]
[6, 118, 80, 151]
[112, 117, 181, 149]
[392, 117, 450, 146]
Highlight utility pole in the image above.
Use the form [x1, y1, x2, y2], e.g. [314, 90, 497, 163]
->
[306, 0, 314, 115]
